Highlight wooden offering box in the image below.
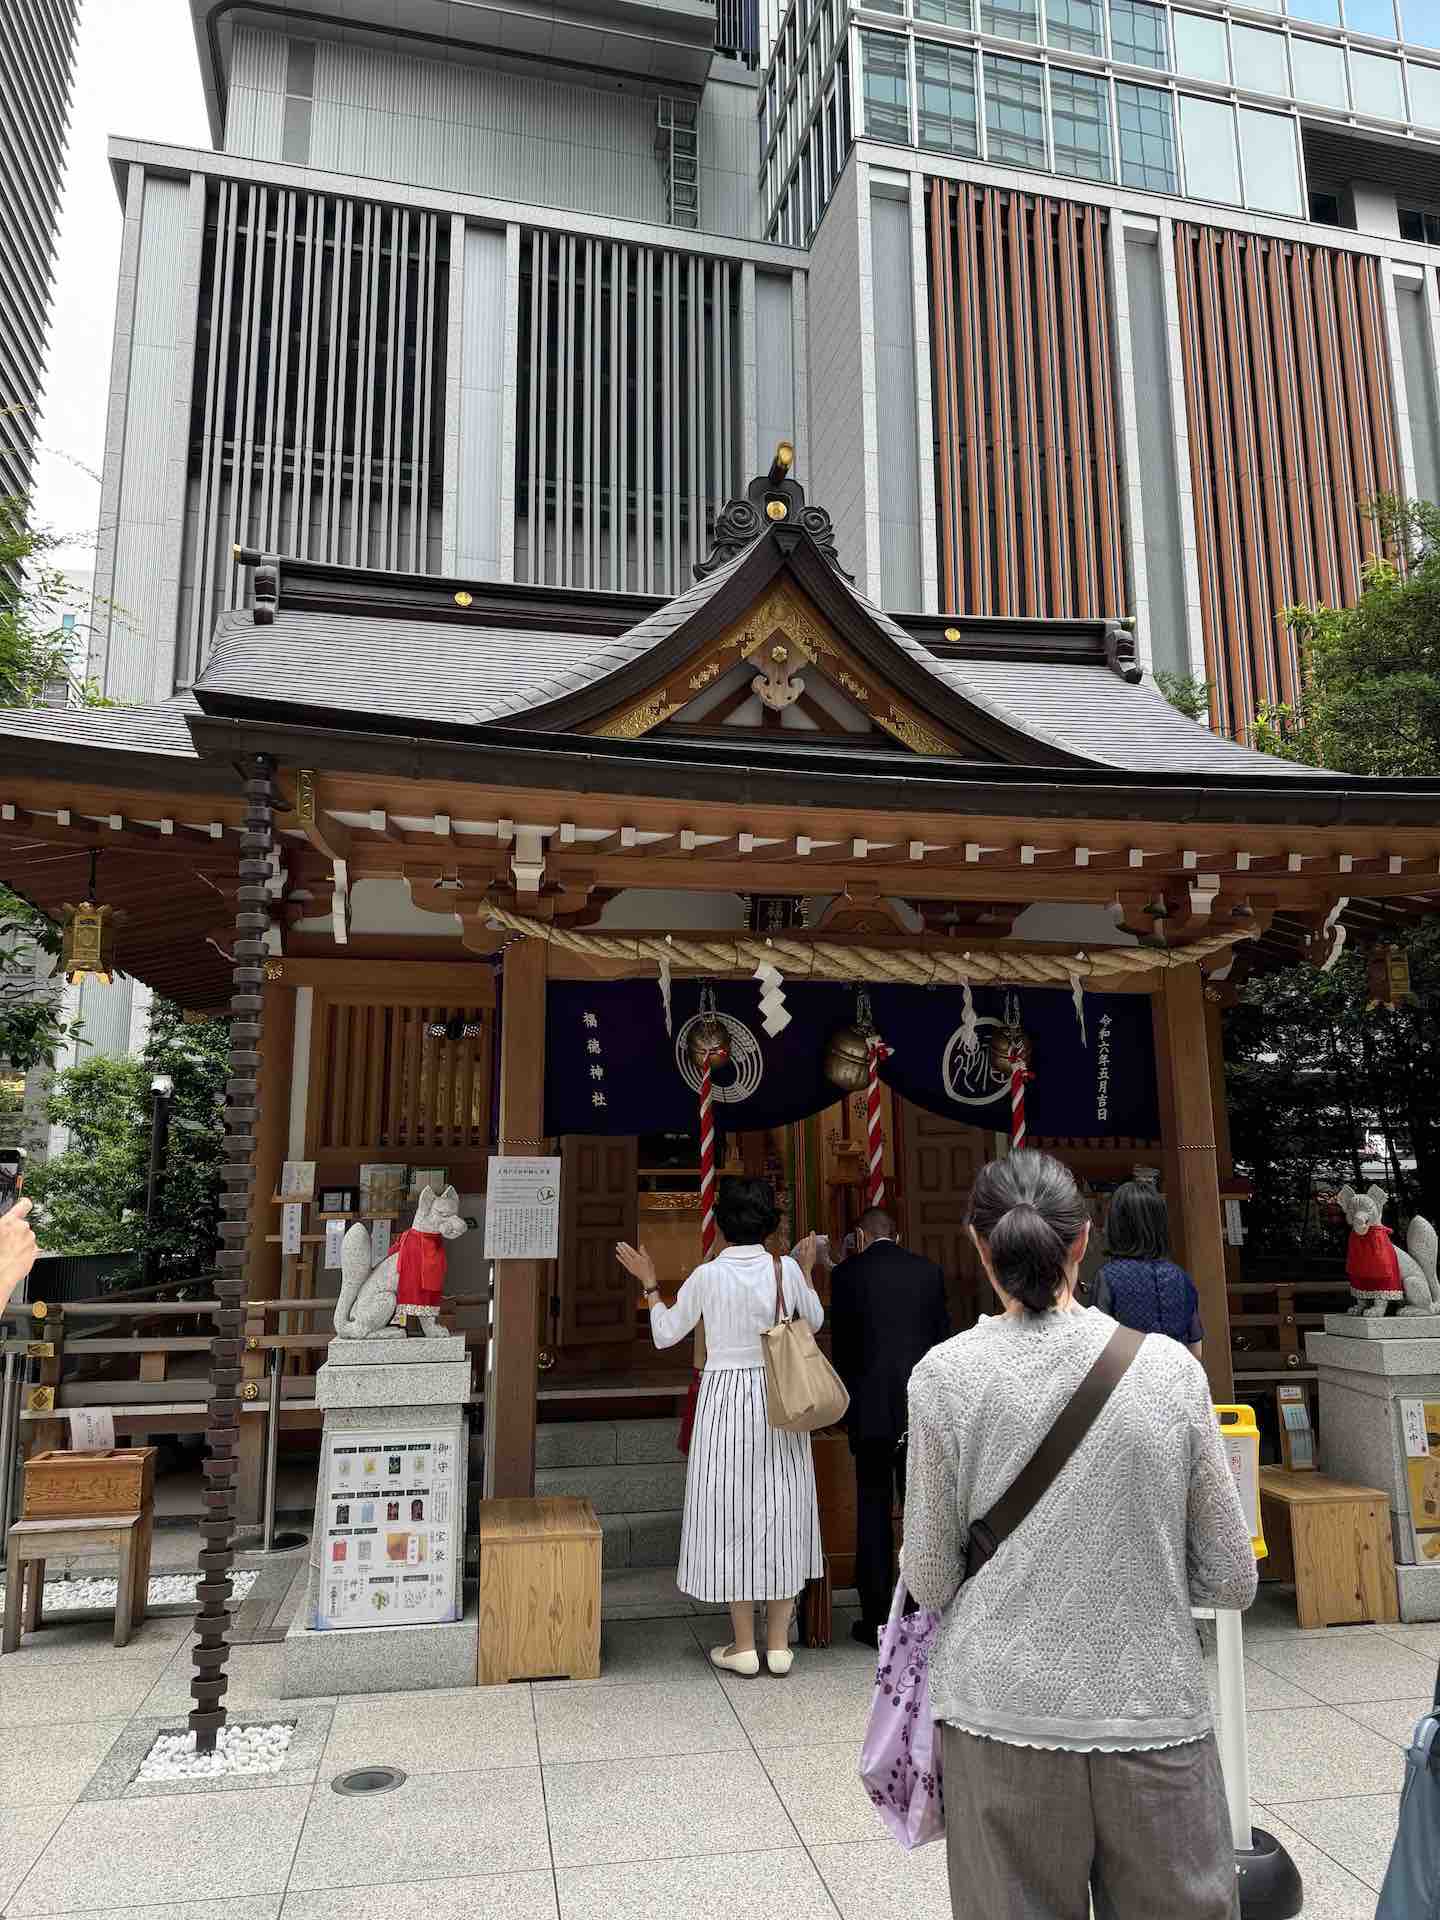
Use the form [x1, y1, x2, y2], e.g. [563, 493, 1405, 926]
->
[21, 1448, 158, 1520]
[478, 1496, 602, 1684]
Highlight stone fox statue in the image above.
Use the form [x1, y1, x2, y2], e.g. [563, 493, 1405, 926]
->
[333, 1183, 470, 1339]
[1338, 1184, 1440, 1318]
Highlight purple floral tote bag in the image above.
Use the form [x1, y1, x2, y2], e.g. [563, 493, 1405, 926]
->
[858, 1579, 945, 1850]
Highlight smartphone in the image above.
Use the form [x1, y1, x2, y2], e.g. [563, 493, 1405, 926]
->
[0, 1149, 24, 1214]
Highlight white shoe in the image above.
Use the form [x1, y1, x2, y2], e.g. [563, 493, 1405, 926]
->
[710, 1644, 760, 1677]
[766, 1648, 794, 1677]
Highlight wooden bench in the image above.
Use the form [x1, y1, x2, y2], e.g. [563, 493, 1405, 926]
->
[1258, 1466, 1399, 1629]
[477, 1495, 601, 1684]
[3, 1512, 154, 1653]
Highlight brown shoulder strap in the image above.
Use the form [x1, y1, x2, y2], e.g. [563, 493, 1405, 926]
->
[965, 1325, 1144, 1581]
[773, 1253, 785, 1325]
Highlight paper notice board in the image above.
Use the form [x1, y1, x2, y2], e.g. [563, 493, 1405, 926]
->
[484, 1156, 561, 1260]
[315, 1427, 460, 1629]
[1400, 1399, 1440, 1561]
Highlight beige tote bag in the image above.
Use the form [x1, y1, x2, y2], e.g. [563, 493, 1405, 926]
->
[761, 1254, 850, 1434]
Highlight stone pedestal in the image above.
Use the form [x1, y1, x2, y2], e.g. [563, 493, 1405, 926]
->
[1306, 1320, 1440, 1622]
[283, 1334, 478, 1696]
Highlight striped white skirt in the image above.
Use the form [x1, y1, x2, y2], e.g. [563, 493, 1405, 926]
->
[677, 1366, 824, 1603]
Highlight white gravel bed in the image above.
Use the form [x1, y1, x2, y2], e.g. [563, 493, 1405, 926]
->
[0, 1569, 259, 1612]
[137, 1721, 295, 1782]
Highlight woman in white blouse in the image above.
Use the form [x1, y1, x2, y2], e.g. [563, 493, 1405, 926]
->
[617, 1176, 825, 1676]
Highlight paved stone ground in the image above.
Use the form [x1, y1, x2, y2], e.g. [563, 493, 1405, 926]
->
[0, 1562, 1432, 1919]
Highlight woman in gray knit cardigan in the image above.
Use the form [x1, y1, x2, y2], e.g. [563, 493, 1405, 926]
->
[903, 1149, 1256, 1920]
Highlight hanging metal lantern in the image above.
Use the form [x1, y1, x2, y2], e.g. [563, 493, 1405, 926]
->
[61, 901, 116, 985]
[1366, 944, 1412, 1010]
[824, 1024, 871, 1092]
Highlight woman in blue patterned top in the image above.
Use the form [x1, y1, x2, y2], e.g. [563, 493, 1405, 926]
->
[1094, 1181, 1204, 1360]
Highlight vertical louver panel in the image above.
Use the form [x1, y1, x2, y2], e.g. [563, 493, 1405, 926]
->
[1172, 222, 1400, 741]
[926, 179, 1126, 623]
[185, 181, 448, 679]
[514, 230, 741, 594]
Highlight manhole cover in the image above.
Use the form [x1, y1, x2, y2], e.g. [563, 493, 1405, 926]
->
[333, 1766, 407, 1796]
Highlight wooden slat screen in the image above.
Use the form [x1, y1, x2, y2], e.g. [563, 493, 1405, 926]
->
[314, 1002, 492, 1153]
[926, 179, 1126, 622]
[1171, 222, 1400, 742]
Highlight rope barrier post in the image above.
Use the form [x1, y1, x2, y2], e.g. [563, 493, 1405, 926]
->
[261, 1345, 283, 1555]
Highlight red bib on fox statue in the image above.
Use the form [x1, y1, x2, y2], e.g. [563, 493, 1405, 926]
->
[1346, 1222, 1403, 1301]
[392, 1227, 449, 1310]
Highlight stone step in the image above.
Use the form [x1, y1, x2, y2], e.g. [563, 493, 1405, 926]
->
[534, 1459, 689, 1516]
[535, 1417, 682, 1469]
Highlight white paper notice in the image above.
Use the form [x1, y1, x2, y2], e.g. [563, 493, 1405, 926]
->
[371, 1217, 391, 1267]
[324, 1218, 346, 1270]
[279, 1160, 315, 1200]
[314, 1427, 460, 1630]
[1402, 1399, 1431, 1460]
[69, 1406, 115, 1451]
[485, 1156, 562, 1260]
[281, 1202, 303, 1256]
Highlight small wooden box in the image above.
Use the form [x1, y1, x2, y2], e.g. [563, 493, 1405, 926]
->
[1259, 1466, 1399, 1629]
[21, 1448, 157, 1521]
[478, 1496, 601, 1685]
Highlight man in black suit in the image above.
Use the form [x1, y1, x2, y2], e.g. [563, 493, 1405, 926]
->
[829, 1206, 951, 1645]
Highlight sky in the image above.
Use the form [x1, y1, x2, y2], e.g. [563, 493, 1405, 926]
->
[32, 0, 211, 565]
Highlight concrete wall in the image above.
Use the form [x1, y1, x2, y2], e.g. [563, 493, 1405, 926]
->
[804, 160, 872, 593]
[224, 28, 761, 241]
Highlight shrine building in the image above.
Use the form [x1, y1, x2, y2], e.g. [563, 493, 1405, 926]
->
[3, 451, 1439, 1574]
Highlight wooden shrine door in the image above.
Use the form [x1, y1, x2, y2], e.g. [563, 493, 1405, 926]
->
[900, 1104, 993, 1331]
[558, 1135, 639, 1349]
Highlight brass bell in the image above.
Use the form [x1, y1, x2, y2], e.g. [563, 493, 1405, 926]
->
[989, 1025, 1032, 1079]
[824, 1024, 871, 1092]
[686, 1016, 730, 1074]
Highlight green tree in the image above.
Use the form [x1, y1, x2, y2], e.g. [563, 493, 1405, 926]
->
[27, 999, 230, 1283]
[1255, 497, 1440, 776]
[1230, 496, 1440, 1243]
[0, 494, 123, 1074]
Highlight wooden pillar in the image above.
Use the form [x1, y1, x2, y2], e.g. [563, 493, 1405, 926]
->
[485, 937, 548, 1499]
[1154, 965, 1233, 1402]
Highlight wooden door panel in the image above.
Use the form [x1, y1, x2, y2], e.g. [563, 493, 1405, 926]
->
[559, 1136, 638, 1346]
[901, 1104, 992, 1331]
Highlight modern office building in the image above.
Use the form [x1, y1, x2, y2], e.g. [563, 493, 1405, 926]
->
[88, 0, 1440, 740]
[0, 0, 81, 510]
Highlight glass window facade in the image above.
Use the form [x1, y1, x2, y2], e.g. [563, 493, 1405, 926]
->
[1180, 93, 1240, 203]
[1051, 66, 1113, 179]
[916, 42, 979, 152]
[862, 30, 911, 140]
[980, 0, 1039, 41]
[1110, 0, 1168, 69]
[1409, 60, 1440, 125]
[1173, 10, 1227, 82]
[1231, 24, 1289, 95]
[758, 0, 1440, 253]
[1345, 0, 1398, 32]
[985, 54, 1048, 166]
[1046, 0, 1104, 56]
[1351, 48, 1406, 115]
[1238, 107, 1303, 215]
[1117, 80, 1178, 191]
[1290, 34, 1349, 104]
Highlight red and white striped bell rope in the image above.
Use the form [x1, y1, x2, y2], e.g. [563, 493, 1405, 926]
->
[699, 1058, 717, 1258]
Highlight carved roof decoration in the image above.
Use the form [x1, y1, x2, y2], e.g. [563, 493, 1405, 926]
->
[693, 444, 852, 582]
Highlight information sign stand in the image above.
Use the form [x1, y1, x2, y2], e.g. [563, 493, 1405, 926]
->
[1210, 1406, 1303, 1920]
